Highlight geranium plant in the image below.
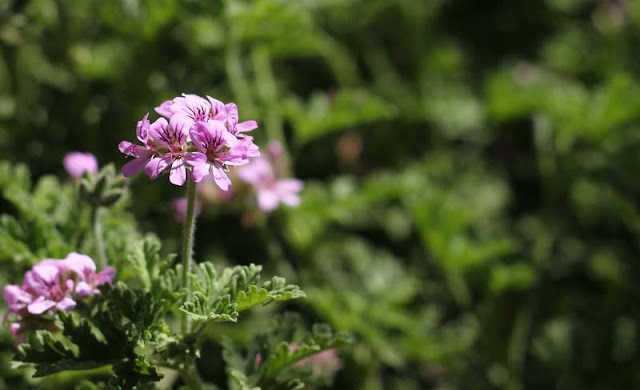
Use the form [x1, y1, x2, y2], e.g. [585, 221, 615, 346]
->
[0, 93, 350, 389]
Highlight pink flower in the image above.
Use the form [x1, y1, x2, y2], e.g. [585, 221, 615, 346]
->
[236, 142, 303, 213]
[61, 252, 116, 296]
[119, 114, 191, 186]
[185, 121, 251, 191]
[144, 115, 191, 186]
[3, 253, 115, 340]
[63, 152, 98, 179]
[119, 94, 260, 189]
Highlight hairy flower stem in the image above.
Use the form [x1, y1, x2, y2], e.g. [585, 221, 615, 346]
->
[180, 179, 197, 334]
[91, 206, 107, 269]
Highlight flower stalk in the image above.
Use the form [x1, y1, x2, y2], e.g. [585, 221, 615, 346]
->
[91, 206, 107, 269]
[180, 179, 198, 334]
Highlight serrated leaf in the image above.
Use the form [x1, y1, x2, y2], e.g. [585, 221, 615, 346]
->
[180, 263, 304, 327]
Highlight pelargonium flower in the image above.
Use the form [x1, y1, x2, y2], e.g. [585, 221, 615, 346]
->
[63, 152, 98, 179]
[236, 141, 303, 213]
[3, 253, 115, 340]
[185, 120, 252, 191]
[119, 93, 260, 189]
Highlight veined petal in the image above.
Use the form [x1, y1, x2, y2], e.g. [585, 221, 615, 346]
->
[118, 141, 137, 156]
[144, 155, 172, 179]
[211, 165, 232, 191]
[185, 152, 210, 182]
[136, 113, 150, 142]
[169, 114, 192, 144]
[236, 120, 258, 133]
[122, 154, 152, 177]
[30, 264, 59, 286]
[155, 100, 175, 118]
[148, 117, 170, 147]
[225, 103, 238, 132]
[169, 158, 187, 186]
[207, 96, 226, 120]
[222, 147, 251, 166]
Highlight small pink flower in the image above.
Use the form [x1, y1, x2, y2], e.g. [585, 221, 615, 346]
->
[63, 152, 98, 179]
[236, 142, 303, 213]
[185, 121, 251, 191]
[3, 253, 115, 341]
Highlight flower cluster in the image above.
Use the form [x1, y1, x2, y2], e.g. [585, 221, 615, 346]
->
[3, 253, 115, 338]
[119, 94, 259, 190]
[236, 141, 303, 212]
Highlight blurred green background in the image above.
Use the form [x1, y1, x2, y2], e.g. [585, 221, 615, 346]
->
[1, 0, 640, 389]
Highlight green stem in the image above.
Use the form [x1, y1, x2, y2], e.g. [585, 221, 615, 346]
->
[91, 206, 107, 268]
[180, 180, 198, 334]
[180, 364, 204, 390]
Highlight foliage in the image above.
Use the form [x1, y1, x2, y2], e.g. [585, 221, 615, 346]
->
[1, 0, 640, 389]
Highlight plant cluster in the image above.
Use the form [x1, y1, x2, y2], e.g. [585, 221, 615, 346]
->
[1, 0, 640, 389]
[0, 94, 349, 389]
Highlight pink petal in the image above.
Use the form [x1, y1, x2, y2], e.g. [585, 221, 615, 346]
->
[96, 267, 116, 285]
[236, 120, 258, 133]
[75, 281, 92, 296]
[267, 141, 283, 159]
[257, 189, 280, 212]
[122, 154, 152, 177]
[3, 285, 32, 311]
[56, 297, 77, 312]
[236, 158, 273, 184]
[169, 159, 187, 186]
[211, 166, 232, 191]
[207, 96, 226, 120]
[118, 141, 136, 156]
[64, 252, 96, 279]
[155, 100, 175, 118]
[225, 103, 238, 131]
[144, 155, 171, 179]
[63, 152, 98, 179]
[31, 264, 60, 286]
[185, 153, 210, 182]
[28, 298, 57, 315]
[10, 322, 23, 336]
[136, 113, 150, 142]
[148, 117, 170, 147]
[169, 115, 192, 143]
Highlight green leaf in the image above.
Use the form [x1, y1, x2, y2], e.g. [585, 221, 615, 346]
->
[180, 263, 305, 326]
